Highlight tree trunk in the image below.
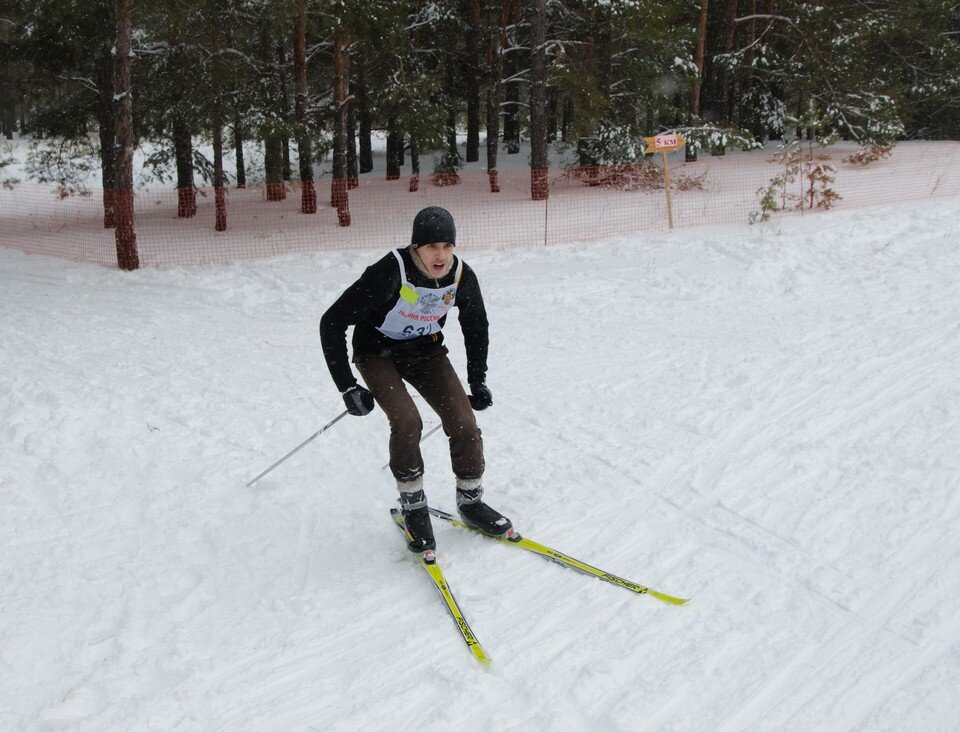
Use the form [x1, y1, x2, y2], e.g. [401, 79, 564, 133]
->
[721, 0, 739, 130]
[97, 45, 117, 228]
[113, 0, 139, 270]
[277, 42, 292, 182]
[173, 115, 196, 217]
[0, 67, 13, 139]
[446, 105, 458, 162]
[546, 87, 558, 141]
[465, 81, 480, 162]
[444, 31, 460, 164]
[503, 54, 520, 154]
[759, 0, 780, 139]
[742, 0, 759, 137]
[0, 64, 14, 140]
[1, 105, 12, 139]
[233, 115, 246, 188]
[561, 97, 573, 142]
[597, 18, 612, 106]
[213, 124, 226, 231]
[170, 14, 196, 219]
[386, 117, 401, 180]
[357, 60, 373, 174]
[212, 13, 226, 231]
[262, 25, 285, 201]
[485, 2, 508, 192]
[409, 136, 420, 192]
[577, 4, 599, 169]
[264, 136, 285, 199]
[331, 32, 350, 226]
[686, 0, 710, 162]
[465, 0, 482, 163]
[347, 81, 358, 188]
[293, 0, 316, 214]
[529, 0, 548, 200]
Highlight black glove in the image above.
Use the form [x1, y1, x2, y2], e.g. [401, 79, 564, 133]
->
[342, 384, 375, 416]
[468, 383, 493, 411]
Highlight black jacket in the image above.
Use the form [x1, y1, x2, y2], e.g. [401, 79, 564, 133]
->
[320, 248, 489, 392]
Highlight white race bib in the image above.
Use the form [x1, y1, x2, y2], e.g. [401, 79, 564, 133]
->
[377, 250, 464, 340]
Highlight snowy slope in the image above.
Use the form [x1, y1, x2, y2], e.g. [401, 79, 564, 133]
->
[2, 199, 959, 730]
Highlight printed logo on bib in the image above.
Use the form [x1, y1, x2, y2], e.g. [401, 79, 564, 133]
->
[415, 288, 456, 315]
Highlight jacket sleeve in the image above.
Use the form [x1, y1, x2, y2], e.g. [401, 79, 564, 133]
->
[455, 264, 490, 386]
[320, 256, 397, 392]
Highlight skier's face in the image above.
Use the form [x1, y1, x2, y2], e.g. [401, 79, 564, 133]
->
[417, 242, 454, 278]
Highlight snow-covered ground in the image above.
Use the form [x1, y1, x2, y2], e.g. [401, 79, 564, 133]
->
[2, 196, 959, 730]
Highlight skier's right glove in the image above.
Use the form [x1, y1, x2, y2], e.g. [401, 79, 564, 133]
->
[342, 384, 375, 416]
[468, 383, 493, 411]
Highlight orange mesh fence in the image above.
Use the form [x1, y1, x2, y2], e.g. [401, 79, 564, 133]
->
[2, 140, 958, 269]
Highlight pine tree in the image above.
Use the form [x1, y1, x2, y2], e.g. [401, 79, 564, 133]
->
[12, 0, 119, 220]
[114, 0, 139, 270]
[485, 0, 518, 192]
[208, 0, 227, 231]
[293, 0, 317, 214]
[704, 1, 960, 144]
[553, 0, 692, 166]
[464, 0, 483, 163]
[529, 0, 549, 200]
[331, 25, 350, 224]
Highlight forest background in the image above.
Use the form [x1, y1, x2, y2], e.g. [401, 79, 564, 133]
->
[1, 1, 958, 268]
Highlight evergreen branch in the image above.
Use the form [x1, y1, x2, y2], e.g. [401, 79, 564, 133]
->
[502, 70, 529, 84]
[735, 14, 796, 27]
[58, 76, 99, 94]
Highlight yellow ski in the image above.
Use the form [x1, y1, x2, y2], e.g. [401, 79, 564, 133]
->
[390, 509, 492, 665]
[428, 507, 689, 606]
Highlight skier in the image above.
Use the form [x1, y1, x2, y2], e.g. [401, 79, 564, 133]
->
[320, 206, 512, 553]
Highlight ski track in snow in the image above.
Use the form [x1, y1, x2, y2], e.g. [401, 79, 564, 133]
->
[2, 199, 960, 730]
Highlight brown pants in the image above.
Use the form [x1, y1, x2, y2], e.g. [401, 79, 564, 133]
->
[355, 346, 484, 484]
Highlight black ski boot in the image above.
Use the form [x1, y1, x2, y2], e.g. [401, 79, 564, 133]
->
[400, 488, 435, 553]
[456, 486, 514, 537]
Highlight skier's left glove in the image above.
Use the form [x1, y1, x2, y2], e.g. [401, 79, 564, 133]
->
[342, 384, 375, 416]
[468, 383, 493, 411]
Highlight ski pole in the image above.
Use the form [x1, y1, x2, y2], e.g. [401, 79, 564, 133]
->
[380, 423, 443, 470]
[246, 410, 349, 487]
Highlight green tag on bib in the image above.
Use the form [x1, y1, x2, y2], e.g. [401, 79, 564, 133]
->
[399, 285, 419, 304]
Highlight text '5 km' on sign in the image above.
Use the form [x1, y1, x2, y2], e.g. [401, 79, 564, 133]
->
[643, 133, 685, 152]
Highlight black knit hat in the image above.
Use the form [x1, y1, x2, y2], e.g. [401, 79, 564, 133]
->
[411, 206, 456, 248]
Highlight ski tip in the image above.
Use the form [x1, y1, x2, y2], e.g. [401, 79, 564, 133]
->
[651, 592, 690, 606]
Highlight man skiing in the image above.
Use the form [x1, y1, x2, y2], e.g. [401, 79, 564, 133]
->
[320, 206, 512, 553]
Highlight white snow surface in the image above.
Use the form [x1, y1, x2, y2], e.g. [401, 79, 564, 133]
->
[2, 199, 960, 730]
